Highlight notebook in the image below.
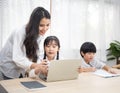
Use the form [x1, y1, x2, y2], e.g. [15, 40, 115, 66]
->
[40, 59, 81, 82]
[93, 69, 120, 78]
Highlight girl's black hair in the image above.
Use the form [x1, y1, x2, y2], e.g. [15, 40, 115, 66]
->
[43, 36, 60, 60]
[24, 7, 50, 62]
[80, 42, 96, 57]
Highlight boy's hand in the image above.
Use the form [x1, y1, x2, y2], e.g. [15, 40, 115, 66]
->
[112, 64, 120, 69]
[108, 68, 120, 74]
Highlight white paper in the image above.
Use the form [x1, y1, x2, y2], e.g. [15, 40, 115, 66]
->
[93, 69, 120, 78]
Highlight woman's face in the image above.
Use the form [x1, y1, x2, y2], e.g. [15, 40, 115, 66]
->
[45, 41, 59, 60]
[39, 18, 50, 36]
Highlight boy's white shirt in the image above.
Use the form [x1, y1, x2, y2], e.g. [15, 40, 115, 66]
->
[81, 58, 106, 69]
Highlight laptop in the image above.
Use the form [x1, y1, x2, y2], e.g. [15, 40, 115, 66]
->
[40, 59, 81, 82]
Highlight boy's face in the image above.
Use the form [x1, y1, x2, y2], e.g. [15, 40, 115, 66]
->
[81, 52, 95, 63]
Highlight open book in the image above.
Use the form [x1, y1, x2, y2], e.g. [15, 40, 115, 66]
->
[20, 81, 46, 91]
[93, 69, 120, 78]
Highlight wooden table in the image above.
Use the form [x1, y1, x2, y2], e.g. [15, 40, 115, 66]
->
[0, 73, 120, 93]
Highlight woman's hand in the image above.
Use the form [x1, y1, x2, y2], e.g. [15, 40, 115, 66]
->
[31, 61, 48, 75]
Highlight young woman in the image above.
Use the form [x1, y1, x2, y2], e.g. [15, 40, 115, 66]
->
[0, 7, 51, 80]
[29, 36, 60, 78]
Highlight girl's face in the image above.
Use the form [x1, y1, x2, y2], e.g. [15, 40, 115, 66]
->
[45, 41, 59, 61]
[39, 18, 50, 36]
[81, 52, 95, 63]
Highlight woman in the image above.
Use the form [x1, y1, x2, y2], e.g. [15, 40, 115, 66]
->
[29, 36, 60, 79]
[0, 7, 51, 80]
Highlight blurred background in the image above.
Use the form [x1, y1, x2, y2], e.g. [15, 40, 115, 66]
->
[0, 0, 120, 65]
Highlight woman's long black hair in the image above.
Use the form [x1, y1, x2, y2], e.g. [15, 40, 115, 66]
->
[43, 36, 60, 60]
[24, 7, 50, 62]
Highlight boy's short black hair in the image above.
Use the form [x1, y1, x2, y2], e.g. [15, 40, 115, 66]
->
[80, 42, 96, 57]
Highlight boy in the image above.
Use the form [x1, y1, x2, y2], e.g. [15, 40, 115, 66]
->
[79, 42, 117, 73]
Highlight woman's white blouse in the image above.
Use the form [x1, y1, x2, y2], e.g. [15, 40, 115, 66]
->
[0, 25, 44, 78]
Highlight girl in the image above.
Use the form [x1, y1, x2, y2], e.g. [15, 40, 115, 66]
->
[0, 7, 51, 80]
[29, 36, 60, 78]
[43, 35, 60, 61]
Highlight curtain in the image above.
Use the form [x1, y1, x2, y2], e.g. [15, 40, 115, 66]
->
[0, 0, 50, 49]
[1, 0, 120, 61]
[51, 0, 120, 60]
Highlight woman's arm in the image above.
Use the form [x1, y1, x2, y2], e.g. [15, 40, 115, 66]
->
[29, 61, 48, 78]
